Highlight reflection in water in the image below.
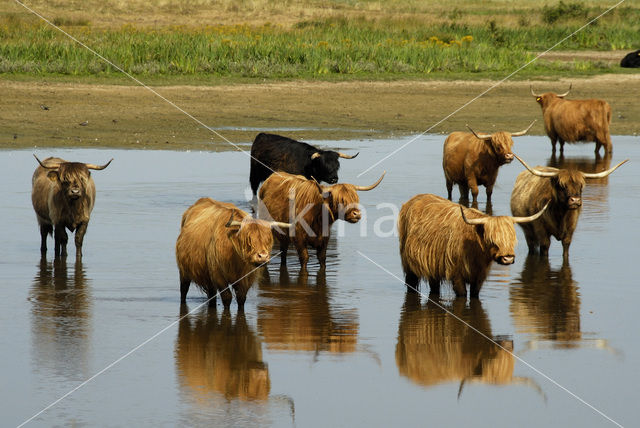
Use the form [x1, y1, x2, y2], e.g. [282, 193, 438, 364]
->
[258, 266, 359, 355]
[510, 255, 613, 352]
[547, 152, 612, 215]
[395, 293, 542, 397]
[175, 307, 270, 402]
[30, 257, 91, 379]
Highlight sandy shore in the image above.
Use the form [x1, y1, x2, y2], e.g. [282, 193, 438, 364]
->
[1, 74, 638, 151]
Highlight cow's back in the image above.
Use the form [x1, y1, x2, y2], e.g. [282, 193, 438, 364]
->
[547, 99, 610, 142]
[251, 133, 314, 174]
[510, 170, 552, 217]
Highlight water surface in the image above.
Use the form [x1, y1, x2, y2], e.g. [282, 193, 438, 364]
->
[1, 135, 638, 427]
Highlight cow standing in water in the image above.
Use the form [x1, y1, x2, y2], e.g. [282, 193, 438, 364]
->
[443, 121, 535, 208]
[531, 84, 613, 155]
[31, 155, 112, 259]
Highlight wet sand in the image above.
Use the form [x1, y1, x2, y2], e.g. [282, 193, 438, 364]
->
[2, 74, 639, 151]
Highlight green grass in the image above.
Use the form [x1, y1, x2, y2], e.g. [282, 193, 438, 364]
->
[1, 2, 638, 80]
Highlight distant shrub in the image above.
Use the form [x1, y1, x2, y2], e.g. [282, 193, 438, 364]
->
[542, 1, 588, 24]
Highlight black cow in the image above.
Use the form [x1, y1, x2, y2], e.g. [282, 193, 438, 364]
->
[248, 133, 358, 197]
[620, 50, 640, 68]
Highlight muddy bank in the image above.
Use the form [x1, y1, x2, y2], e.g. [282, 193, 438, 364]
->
[1, 74, 639, 151]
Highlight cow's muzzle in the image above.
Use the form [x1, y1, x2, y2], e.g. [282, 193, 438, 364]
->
[496, 255, 515, 265]
[252, 252, 270, 266]
[568, 197, 582, 209]
[327, 177, 338, 184]
[504, 153, 514, 163]
[345, 209, 361, 223]
[68, 189, 82, 200]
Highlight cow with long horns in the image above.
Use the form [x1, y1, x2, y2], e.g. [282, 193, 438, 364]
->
[510, 155, 627, 261]
[258, 171, 385, 270]
[249, 133, 358, 198]
[398, 194, 548, 298]
[31, 155, 112, 258]
[443, 121, 535, 207]
[531, 84, 613, 155]
[176, 198, 291, 309]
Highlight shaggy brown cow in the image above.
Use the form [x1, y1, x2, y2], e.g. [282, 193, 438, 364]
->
[175, 197, 291, 309]
[531, 84, 613, 155]
[398, 194, 548, 298]
[510, 154, 627, 261]
[258, 171, 385, 270]
[31, 155, 112, 258]
[396, 293, 543, 397]
[443, 121, 535, 207]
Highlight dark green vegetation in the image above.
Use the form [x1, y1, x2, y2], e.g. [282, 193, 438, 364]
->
[1, 1, 638, 80]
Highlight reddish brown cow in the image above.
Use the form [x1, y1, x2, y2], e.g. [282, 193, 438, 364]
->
[398, 194, 548, 298]
[443, 121, 534, 207]
[31, 155, 112, 258]
[510, 154, 627, 261]
[175, 198, 291, 309]
[531, 84, 613, 155]
[258, 171, 385, 270]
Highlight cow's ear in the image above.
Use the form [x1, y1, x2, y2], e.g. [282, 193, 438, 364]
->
[47, 171, 59, 182]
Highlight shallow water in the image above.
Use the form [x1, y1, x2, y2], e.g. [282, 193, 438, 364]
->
[1, 135, 638, 427]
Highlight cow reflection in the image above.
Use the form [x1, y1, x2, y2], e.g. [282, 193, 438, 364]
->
[395, 293, 541, 396]
[175, 307, 270, 402]
[510, 255, 612, 352]
[30, 257, 91, 378]
[258, 266, 358, 355]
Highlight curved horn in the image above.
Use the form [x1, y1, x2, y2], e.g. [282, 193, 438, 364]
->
[582, 159, 628, 179]
[466, 124, 492, 140]
[85, 158, 113, 170]
[530, 85, 542, 98]
[511, 200, 550, 224]
[354, 171, 386, 191]
[513, 154, 559, 178]
[311, 152, 321, 160]
[557, 83, 572, 98]
[309, 176, 324, 193]
[225, 212, 242, 228]
[338, 151, 359, 159]
[460, 205, 489, 226]
[510, 120, 536, 137]
[33, 154, 58, 170]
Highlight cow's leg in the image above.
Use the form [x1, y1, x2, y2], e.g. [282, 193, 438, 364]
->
[279, 238, 289, 266]
[204, 288, 217, 307]
[74, 222, 88, 259]
[469, 281, 481, 298]
[452, 276, 467, 298]
[458, 184, 469, 204]
[294, 238, 309, 271]
[39, 223, 52, 255]
[428, 278, 441, 295]
[559, 139, 565, 154]
[446, 179, 454, 200]
[561, 238, 571, 263]
[468, 176, 479, 205]
[219, 286, 233, 308]
[316, 238, 328, 268]
[539, 235, 551, 257]
[596, 132, 612, 155]
[485, 184, 494, 205]
[179, 273, 191, 304]
[233, 281, 248, 311]
[54, 226, 68, 258]
[550, 135, 558, 153]
[404, 268, 420, 293]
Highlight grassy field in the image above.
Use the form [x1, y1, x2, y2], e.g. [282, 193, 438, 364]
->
[2, 0, 638, 81]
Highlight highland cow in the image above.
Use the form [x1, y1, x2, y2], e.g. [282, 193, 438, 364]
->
[31, 155, 112, 258]
[258, 171, 384, 270]
[176, 197, 291, 309]
[443, 121, 535, 206]
[531, 84, 613, 155]
[398, 194, 548, 298]
[510, 154, 627, 261]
